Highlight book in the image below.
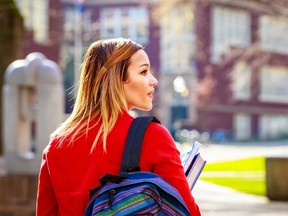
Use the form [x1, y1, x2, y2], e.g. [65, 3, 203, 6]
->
[181, 141, 206, 190]
[181, 141, 201, 172]
[185, 153, 206, 190]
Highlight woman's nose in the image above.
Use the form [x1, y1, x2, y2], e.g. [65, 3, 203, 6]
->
[150, 75, 158, 86]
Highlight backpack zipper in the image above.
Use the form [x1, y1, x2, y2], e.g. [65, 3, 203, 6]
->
[109, 189, 116, 207]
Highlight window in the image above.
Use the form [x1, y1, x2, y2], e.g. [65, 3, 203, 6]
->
[15, 0, 33, 29]
[234, 113, 251, 140]
[259, 66, 288, 103]
[16, 0, 49, 42]
[259, 16, 288, 54]
[33, 0, 49, 42]
[232, 62, 251, 100]
[64, 9, 75, 40]
[160, 4, 195, 74]
[259, 115, 288, 139]
[211, 6, 251, 62]
[100, 7, 149, 44]
[83, 11, 92, 34]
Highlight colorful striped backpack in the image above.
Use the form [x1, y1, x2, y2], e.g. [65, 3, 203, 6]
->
[84, 116, 190, 216]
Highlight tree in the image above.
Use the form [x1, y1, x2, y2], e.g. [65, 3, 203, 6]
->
[0, 0, 24, 154]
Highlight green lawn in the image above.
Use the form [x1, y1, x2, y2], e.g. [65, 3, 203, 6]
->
[200, 156, 266, 196]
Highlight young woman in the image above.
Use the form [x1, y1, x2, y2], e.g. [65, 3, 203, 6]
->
[36, 38, 201, 215]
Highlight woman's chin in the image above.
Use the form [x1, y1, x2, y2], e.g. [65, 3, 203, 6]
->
[138, 105, 153, 112]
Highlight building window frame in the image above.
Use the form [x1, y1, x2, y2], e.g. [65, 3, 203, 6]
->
[259, 65, 288, 103]
[259, 15, 288, 55]
[232, 62, 251, 100]
[211, 6, 251, 62]
[160, 4, 195, 74]
[259, 114, 288, 139]
[100, 7, 149, 44]
[233, 113, 251, 140]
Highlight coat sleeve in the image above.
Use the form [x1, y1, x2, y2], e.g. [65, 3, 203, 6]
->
[141, 123, 201, 216]
[36, 151, 58, 216]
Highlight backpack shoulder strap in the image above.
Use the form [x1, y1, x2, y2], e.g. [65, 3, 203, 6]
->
[119, 116, 160, 177]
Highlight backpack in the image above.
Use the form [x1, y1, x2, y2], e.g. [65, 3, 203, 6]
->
[85, 116, 190, 216]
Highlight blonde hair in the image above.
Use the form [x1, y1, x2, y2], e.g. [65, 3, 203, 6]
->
[52, 38, 143, 151]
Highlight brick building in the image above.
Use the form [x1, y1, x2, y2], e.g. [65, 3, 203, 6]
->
[194, 0, 288, 141]
[15, 0, 288, 141]
[15, 0, 63, 64]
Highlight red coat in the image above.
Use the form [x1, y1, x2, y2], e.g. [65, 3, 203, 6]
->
[36, 112, 201, 215]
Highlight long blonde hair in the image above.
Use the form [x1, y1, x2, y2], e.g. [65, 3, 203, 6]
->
[52, 38, 143, 151]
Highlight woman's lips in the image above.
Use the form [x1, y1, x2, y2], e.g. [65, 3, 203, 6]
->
[148, 90, 154, 98]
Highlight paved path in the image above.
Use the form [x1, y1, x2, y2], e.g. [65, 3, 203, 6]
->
[194, 180, 288, 216]
[190, 142, 288, 216]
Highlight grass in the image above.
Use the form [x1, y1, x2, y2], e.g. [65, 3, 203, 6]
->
[200, 156, 266, 196]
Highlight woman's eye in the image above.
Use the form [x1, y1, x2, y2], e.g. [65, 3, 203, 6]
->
[140, 70, 148, 75]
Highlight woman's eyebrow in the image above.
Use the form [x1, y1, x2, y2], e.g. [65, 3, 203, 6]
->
[139, 63, 149, 67]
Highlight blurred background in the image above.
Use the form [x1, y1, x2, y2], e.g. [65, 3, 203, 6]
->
[1, 0, 288, 215]
[2, 0, 288, 145]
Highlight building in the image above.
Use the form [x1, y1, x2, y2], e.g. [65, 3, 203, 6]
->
[157, 1, 198, 135]
[15, 0, 160, 114]
[15, 0, 62, 64]
[15, 0, 288, 141]
[194, 0, 288, 141]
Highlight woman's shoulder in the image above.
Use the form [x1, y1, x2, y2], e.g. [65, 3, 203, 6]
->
[141, 118, 179, 163]
[145, 120, 174, 143]
[148, 118, 170, 133]
[42, 136, 62, 154]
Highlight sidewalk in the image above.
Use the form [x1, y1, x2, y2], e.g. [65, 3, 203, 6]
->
[191, 142, 288, 216]
[194, 180, 288, 216]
